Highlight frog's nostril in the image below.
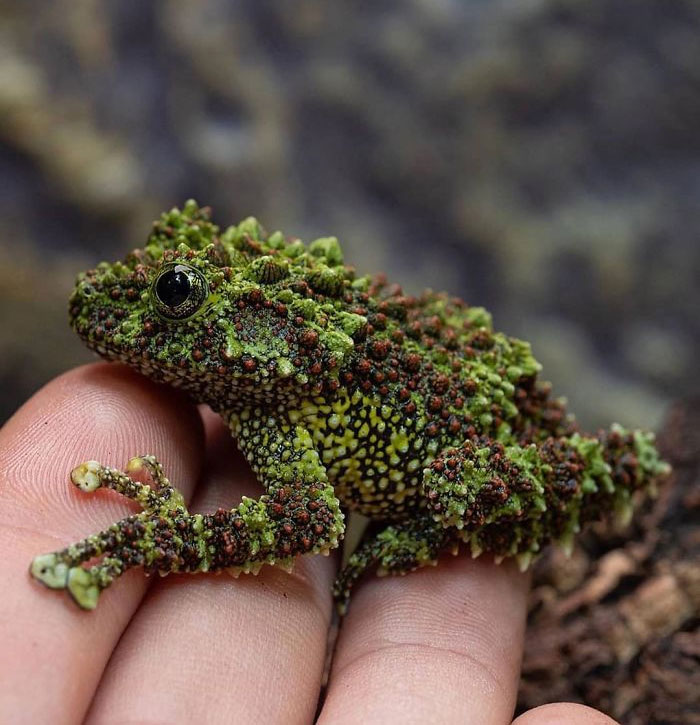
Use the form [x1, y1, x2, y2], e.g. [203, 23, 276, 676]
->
[80, 281, 99, 302]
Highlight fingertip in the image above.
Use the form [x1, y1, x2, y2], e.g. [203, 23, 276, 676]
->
[322, 554, 530, 725]
[343, 552, 530, 654]
[513, 702, 620, 725]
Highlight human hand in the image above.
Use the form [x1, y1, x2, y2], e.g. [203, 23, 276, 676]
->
[0, 364, 618, 724]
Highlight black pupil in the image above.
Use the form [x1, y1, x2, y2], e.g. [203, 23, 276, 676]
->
[156, 267, 191, 307]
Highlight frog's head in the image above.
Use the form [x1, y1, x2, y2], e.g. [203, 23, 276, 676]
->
[70, 201, 369, 409]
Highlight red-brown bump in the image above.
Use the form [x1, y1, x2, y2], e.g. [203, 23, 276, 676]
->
[370, 339, 391, 360]
[428, 396, 443, 412]
[356, 359, 371, 375]
[372, 313, 387, 329]
[404, 353, 421, 372]
[426, 422, 439, 437]
[433, 374, 450, 394]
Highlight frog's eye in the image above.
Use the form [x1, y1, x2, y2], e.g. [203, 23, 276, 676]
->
[152, 263, 208, 320]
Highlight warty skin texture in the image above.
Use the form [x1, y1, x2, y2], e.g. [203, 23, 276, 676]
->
[29, 200, 669, 610]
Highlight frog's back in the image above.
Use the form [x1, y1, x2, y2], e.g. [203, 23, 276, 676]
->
[346, 275, 573, 444]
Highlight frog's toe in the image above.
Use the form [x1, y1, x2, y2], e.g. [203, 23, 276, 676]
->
[66, 567, 101, 610]
[70, 460, 103, 493]
[30, 553, 70, 590]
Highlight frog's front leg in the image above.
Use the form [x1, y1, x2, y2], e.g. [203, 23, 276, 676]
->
[31, 414, 345, 610]
[225, 409, 345, 571]
[30, 455, 195, 609]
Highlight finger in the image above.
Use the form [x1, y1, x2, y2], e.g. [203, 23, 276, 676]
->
[87, 409, 337, 725]
[513, 703, 620, 724]
[320, 555, 529, 725]
[0, 364, 204, 724]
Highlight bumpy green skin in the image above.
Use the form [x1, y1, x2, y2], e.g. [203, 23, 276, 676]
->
[29, 201, 669, 610]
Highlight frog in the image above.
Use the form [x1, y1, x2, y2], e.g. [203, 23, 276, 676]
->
[29, 200, 670, 611]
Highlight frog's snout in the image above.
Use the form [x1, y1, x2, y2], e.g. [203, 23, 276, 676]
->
[69, 280, 92, 326]
[71, 280, 96, 305]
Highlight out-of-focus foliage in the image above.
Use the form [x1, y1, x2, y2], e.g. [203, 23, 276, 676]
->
[1, 0, 698, 426]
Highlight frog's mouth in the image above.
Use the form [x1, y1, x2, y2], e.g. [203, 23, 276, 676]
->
[69, 290, 193, 389]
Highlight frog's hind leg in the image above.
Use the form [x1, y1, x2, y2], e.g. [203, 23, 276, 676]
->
[420, 431, 669, 570]
[332, 516, 455, 613]
[421, 438, 553, 568]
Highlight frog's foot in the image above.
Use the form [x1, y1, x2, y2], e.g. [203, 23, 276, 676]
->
[30, 456, 198, 610]
[333, 516, 454, 614]
[69, 456, 186, 509]
[30, 513, 153, 609]
[31, 550, 130, 610]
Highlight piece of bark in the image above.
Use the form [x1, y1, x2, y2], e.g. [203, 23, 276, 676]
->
[517, 399, 700, 724]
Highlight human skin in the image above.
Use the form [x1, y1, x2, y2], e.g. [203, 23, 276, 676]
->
[0, 364, 619, 724]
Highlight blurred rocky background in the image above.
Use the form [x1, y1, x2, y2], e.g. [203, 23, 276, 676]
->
[1, 0, 698, 429]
